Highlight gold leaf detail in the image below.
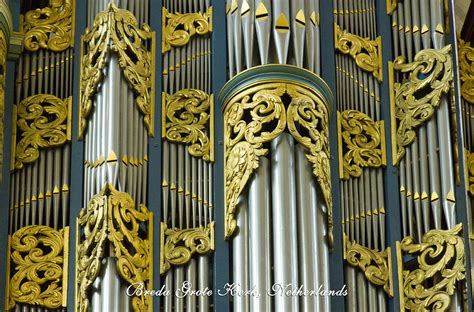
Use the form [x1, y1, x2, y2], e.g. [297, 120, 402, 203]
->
[458, 38, 474, 104]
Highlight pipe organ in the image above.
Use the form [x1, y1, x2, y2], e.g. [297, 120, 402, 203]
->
[0, 0, 472, 312]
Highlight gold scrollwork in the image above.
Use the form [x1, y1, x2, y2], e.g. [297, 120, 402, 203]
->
[458, 38, 474, 104]
[7, 225, 69, 309]
[76, 183, 153, 312]
[79, 3, 155, 139]
[337, 110, 386, 180]
[465, 150, 474, 196]
[160, 222, 214, 275]
[396, 224, 466, 312]
[12, 95, 72, 170]
[162, 90, 214, 162]
[343, 234, 392, 296]
[22, 0, 74, 52]
[162, 7, 212, 54]
[389, 45, 453, 165]
[224, 82, 332, 246]
[334, 23, 383, 82]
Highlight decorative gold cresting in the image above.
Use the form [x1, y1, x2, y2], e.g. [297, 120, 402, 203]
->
[343, 234, 393, 296]
[76, 183, 153, 312]
[22, 0, 74, 52]
[337, 110, 386, 180]
[389, 45, 453, 165]
[458, 38, 474, 104]
[160, 222, 214, 275]
[162, 90, 214, 162]
[79, 3, 155, 139]
[223, 82, 332, 245]
[334, 23, 383, 82]
[6, 225, 69, 310]
[396, 224, 466, 311]
[12, 95, 72, 170]
[162, 7, 212, 54]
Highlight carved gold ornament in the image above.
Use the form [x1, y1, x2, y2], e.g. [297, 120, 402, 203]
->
[76, 183, 153, 312]
[386, 0, 398, 15]
[6, 225, 69, 310]
[160, 222, 214, 275]
[337, 110, 386, 180]
[334, 23, 383, 82]
[458, 38, 474, 104]
[22, 0, 74, 52]
[396, 224, 466, 311]
[12, 95, 72, 170]
[389, 45, 453, 165]
[162, 90, 214, 162]
[343, 234, 392, 296]
[162, 7, 212, 54]
[465, 150, 474, 196]
[223, 82, 332, 246]
[79, 3, 155, 139]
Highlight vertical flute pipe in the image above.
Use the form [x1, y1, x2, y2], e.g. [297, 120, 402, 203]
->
[271, 133, 298, 311]
[232, 196, 249, 312]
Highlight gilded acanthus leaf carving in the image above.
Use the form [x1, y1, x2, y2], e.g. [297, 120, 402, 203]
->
[22, 0, 74, 52]
[334, 23, 383, 82]
[390, 45, 453, 164]
[13, 95, 71, 170]
[338, 110, 386, 180]
[79, 3, 155, 139]
[160, 222, 214, 275]
[458, 38, 474, 104]
[163, 90, 213, 162]
[8, 225, 69, 309]
[162, 7, 212, 54]
[397, 224, 466, 312]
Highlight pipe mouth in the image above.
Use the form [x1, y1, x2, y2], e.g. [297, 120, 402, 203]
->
[218, 64, 334, 115]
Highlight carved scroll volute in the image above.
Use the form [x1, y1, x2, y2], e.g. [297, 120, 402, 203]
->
[458, 38, 474, 104]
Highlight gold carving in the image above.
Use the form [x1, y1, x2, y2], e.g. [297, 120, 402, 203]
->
[79, 3, 155, 139]
[160, 222, 214, 275]
[13, 95, 72, 170]
[334, 23, 383, 82]
[466, 150, 474, 196]
[343, 234, 392, 296]
[7, 225, 69, 309]
[22, 0, 74, 52]
[389, 45, 453, 164]
[396, 224, 466, 311]
[458, 38, 474, 104]
[386, 0, 398, 15]
[224, 82, 332, 246]
[338, 110, 386, 180]
[76, 183, 153, 312]
[162, 7, 212, 54]
[162, 90, 214, 162]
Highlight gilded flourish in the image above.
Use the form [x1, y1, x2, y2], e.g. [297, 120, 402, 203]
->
[390, 45, 453, 164]
[76, 184, 153, 312]
[334, 23, 383, 82]
[163, 90, 213, 162]
[9, 225, 69, 309]
[22, 0, 74, 52]
[160, 222, 214, 275]
[458, 38, 474, 104]
[162, 7, 212, 54]
[79, 3, 155, 139]
[386, 0, 398, 15]
[338, 110, 386, 179]
[466, 150, 474, 196]
[13, 95, 72, 170]
[397, 224, 465, 311]
[344, 234, 392, 296]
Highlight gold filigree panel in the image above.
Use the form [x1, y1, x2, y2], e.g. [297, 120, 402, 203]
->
[396, 224, 466, 311]
[160, 222, 214, 275]
[76, 183, 153, 312]
[334, 23, 383, 82]
[162, 90, 214, 162]
[459, 38, 474, 104]
[79, 3, 155, 139]
[343, 234, 393, 296]
[22, 0, 75, 52]
[389, 45, 453, 165]
[11, 95, 72, 170]
[6, 225, 69, 310]
[223, 82, 332, 247]
[337, 110, 386, 180]
[162, 7, 212, 54]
